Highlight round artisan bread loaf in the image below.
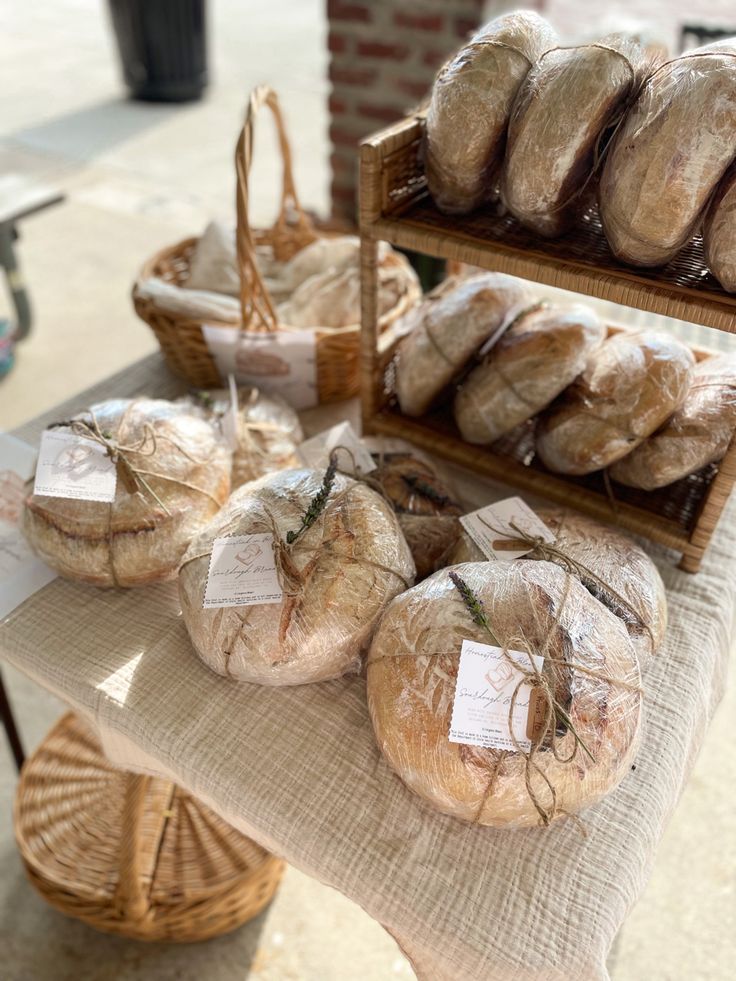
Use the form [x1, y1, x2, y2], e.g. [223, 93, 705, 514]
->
[611, 353, 736, 489]
[454, 303, 605, 444]
[371, 451, 462, 579]
[502, 33, 651, 237]
[425, 11, 557, 215]
[178, 468, 415, 685]
[448, 508, 666, 669]
[23, 399, 231, 588]
[367, 561, 642, 827]
[536, 330, 694, 474]
[599, 40, 736, 267]
[703, 163, 736, 293]
[395, 273, 532, 417]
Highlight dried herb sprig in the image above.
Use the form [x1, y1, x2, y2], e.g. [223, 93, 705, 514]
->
[448, 571, 490, 629]
[286, 452, 338, 545]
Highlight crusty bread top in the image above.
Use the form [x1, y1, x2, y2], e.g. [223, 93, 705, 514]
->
[704, 163, 736, 293]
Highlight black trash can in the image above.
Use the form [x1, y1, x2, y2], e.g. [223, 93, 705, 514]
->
[108, 0, 208, 102]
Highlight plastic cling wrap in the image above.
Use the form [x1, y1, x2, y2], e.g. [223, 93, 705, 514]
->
[704, 164, 736, 293]
[611, 353, 736, 490]
[454, 303, 605, 444]
[448, 507, 667, 670]
[502, 34, 651, 238]
[178, 467, 415, 686]
[599, 40, 736, 267]
[425, 11, 557, 215]
[367, 561, 642, 828]
[23, 399, 232, 588]
[395, 273, 532, 417]
[536, 330, 694, 475]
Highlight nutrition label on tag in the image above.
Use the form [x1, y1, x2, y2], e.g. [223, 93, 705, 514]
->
[449, 640, 544, 753]
[203, 533, 283, 609]
[460, 496, 554, 562]
[33, 430, 117, 503]
[298, 421, 376, 474]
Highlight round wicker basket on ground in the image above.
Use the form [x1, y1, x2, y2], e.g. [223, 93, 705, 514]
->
[132, 85, 419, 401]
[14, 713, 284, 942]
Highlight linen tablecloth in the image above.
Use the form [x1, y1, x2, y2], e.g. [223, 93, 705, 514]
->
[3, 354, 734, 981]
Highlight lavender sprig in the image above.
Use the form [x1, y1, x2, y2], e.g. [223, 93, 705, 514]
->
[449, 571, 491, 630]
[286, 452, 338, 545]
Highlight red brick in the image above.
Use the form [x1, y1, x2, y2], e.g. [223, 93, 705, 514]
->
[328, 31, 348, 54]
[329, 124, 364, 148]
[330, 152, 356, 176]
[422, 48, 449, 69]
[356, 40, 410, 61]
[455, 17, 480, 39]
[331, 182, 358, 205]
[357, 103, 403, 123]
[329, 64, 378, 87]
[329, 94, 348, 115]
[394, 11, 443, 32]
[393, 77, 431, 101]
[327, 1, 371, 23]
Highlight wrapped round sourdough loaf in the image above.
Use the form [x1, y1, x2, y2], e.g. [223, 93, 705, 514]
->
[425, 11, 557, 215]
[370, 451, 462, 580]
[599, 40, 736, 267]
[611, 353, 736, 489]
[502, 34, 652, 237]
[395, 273, 532, 417]
[367, 561, 642, 827]
[536, 330, 695, 474]
[24, 399, 231, 587]
[448, 508, 666, 669]
[454, 302, 605, 444]
[703, 164, 736, 293]
[178, 465, 415, 685]
[184, 387, 303, 490]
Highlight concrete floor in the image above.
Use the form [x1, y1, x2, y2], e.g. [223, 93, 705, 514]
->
[1, 2, 735, 979]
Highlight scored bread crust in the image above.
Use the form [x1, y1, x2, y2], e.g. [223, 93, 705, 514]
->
[599, 40, 736, 267]
[425, 11, 557, 215]
[395, 273, 532, 417]
[453, 303, 605, 444]
[448, 508, 666, 669]
[535, 330, 694, 474]
[502, 34, 650, 238]
[23, 399, 232, 587]
[366, 561, 642, 828]
[178, 469, 415, 686]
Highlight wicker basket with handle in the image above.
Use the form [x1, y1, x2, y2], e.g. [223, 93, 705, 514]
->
[133, 86, 419, 402]
[14, 712, 285, 942]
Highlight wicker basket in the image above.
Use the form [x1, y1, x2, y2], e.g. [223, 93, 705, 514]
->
[133, 86, 418, 402]
[359, 115, 736, 573]
[14, 713, 285, 942]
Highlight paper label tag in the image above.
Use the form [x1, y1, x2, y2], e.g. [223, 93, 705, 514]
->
[202, 325, 318, 410]
[460, 496, 554, 562]
[33, 430, 117, 503]
[449, 640, 544, 752]
[203, 533, 283, 609]
[0, 433, 57, 620]
[220, 374, 240, 450]
[298, 421, 376, 474]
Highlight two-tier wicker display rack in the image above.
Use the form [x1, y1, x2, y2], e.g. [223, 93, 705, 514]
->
[359, 112, 736, 573]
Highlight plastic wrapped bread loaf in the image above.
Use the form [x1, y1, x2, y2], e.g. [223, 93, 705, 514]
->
[611, 353, 736, 489]
[367, 561, 642, 828]
[178, 468, 415, 685]
[502, 34, 652, 237]
[599, 40, 736, 267]
[395, 273, 532, 417]
[183, 387, 303, 490]
[703, 164, 736, 293]
[454, 303, 605, 444]
[24, 399, 232, 587]
[536, 330, 695, 474]
[371, 451, 462, 579]
[425, 11, 558, 215]
[448, 508, 666, 669]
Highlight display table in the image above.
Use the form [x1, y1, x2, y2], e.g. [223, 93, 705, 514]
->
[3, 353, 735, 981]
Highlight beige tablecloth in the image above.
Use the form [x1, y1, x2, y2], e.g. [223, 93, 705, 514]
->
[3, 354, 735, 981]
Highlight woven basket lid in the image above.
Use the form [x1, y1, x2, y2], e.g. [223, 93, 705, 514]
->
[14, 713, 284, 942]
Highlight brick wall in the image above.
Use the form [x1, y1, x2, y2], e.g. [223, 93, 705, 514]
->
[327, 0, 494, 223]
